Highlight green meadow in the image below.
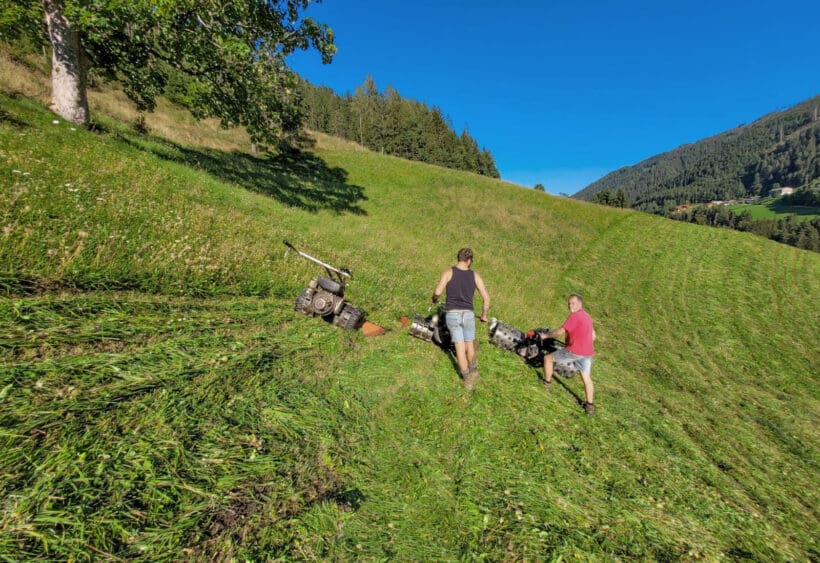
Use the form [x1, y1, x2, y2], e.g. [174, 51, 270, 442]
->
[728, 201, 819, 222]
[1, 76, 818, 560]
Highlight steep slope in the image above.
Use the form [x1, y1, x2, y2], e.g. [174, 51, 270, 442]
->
[575, 96, 820, 212]
[1, 88, 818, 561]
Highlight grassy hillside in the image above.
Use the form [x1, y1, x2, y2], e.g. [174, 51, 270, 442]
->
[1, 69, 819, 560]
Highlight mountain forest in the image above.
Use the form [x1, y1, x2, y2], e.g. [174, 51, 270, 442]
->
[575, 96, 819, 211]
[575, 96, 820, 251]
[296, 76, 500, 178]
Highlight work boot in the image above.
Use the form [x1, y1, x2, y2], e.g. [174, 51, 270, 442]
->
[465, 361, 478, 390]
[583, 402, 595, 415]
[466, 372, 478, 391]
[461, 368, 475, 391]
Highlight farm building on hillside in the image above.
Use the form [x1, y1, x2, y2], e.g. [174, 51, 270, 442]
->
[770, 187, 795, 197]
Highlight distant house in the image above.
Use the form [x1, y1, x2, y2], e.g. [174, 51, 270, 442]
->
[707, 200, 724, 207]
[675, 204, 691, 212]
[770, 187, 795, 197]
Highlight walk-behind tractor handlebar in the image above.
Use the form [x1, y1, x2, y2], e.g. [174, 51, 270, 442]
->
[284, 240, 351, 291]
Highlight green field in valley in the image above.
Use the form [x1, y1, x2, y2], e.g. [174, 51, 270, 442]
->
[727, 201, 819, 221]
[1, 65, 819, 560]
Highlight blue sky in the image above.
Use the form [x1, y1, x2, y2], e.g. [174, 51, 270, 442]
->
[288, 0, 820, 195]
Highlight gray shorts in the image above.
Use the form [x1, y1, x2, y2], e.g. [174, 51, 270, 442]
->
[553, 348, 593, 374]
[445, 310, 475, 343]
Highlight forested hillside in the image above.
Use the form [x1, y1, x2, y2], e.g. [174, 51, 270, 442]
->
[575, 96, 820, 212]
[296, 76, 500, 177]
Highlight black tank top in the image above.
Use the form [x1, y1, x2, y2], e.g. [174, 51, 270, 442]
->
[445, 267, 476, 311]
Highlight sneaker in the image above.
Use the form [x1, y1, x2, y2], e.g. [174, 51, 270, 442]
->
[583, 402, 595, 415]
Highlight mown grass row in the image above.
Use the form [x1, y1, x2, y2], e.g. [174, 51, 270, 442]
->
[0, 293, 375, 560]
[301, 216, 818, 559]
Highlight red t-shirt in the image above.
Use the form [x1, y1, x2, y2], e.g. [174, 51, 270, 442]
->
[563, 309, 595, 356]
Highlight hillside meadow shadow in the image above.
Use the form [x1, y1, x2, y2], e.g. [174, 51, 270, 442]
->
[114, 128, 367, 215]
[531, 366, 585, 406]
[517, 347, 586, 405]
[768, 200, 818, 218]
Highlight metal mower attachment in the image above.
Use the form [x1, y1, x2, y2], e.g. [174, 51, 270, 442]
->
[488, 318, 577, 377]
[284, 240, 367, 331]
[408, 304, 452, 350]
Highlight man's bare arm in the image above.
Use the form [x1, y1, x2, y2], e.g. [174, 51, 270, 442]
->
[431, 269, 451, 303]
[543, 326, 566, 340]
[474, 272, 490, 322]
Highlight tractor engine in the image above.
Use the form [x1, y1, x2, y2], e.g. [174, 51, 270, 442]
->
[295, 278, 346, 317]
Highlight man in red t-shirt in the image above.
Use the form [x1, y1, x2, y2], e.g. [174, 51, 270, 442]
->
[539, 294, 597, 414]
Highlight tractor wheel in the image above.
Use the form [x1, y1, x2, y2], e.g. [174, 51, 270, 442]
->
[333, 303, 366, 330]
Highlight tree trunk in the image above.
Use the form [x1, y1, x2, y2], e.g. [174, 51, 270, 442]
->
[43, 0, 89, 124]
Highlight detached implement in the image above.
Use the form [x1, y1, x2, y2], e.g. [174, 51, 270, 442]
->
[407, 304, 452, 349]
[488, 318, 576, 377]
[285, 240, 371, 331]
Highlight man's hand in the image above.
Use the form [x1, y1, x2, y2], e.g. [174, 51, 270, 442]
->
[480, 314, 488, 323]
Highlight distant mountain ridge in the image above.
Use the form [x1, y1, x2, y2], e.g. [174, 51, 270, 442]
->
[574, 96, 820, 212]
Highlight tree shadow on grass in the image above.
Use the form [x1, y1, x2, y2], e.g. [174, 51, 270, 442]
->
[116, 131, 367, 215]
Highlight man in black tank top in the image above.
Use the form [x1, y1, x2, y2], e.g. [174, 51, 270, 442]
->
[431, 248, 491, 390]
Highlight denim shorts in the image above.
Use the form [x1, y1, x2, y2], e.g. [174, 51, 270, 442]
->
[445, 310, 476, 343]
[553, 347, 593, 374]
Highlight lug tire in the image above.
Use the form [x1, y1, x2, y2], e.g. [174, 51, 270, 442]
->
[333, 303, 366, 330]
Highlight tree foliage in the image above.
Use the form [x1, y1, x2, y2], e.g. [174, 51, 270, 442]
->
[592, 187, 629, 208]
[296, 76, 500, 178]
[0, 0, 336, 144]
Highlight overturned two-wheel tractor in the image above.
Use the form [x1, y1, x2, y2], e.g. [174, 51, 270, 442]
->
[408, 305, 452, 350]
[285, 241, 366, 331]
[488, 318, 577, 378]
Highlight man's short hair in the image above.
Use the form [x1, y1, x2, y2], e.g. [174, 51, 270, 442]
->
[457, 248, 473, 262]
[568, 293, 583, 304]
